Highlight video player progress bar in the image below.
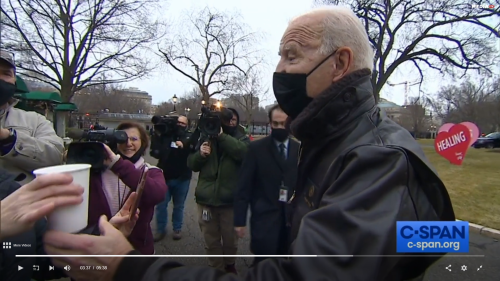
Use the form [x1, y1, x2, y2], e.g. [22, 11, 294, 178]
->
[17, 255, 485, 258]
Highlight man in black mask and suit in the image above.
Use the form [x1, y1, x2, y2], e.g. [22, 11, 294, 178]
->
[234, 105, 299, 266]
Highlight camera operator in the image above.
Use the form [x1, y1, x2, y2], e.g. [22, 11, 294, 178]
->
[0, 50, 64, 184]
[86, 122, 167, 255]
[187, 108, 249, 274]
[154, 115, 193, 241]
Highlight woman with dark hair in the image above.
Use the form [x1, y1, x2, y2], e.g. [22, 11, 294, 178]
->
[87, 121, 167, 254]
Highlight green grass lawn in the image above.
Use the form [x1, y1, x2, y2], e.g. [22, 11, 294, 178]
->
[251, 136, 499, 229]
[417, 138, 435, 146]
[420, 146, 500, 230]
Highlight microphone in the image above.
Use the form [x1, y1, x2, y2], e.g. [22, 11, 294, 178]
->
[66, 128, 86, 140]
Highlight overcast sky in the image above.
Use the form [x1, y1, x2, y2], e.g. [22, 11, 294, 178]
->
[123, 0, 500, 107]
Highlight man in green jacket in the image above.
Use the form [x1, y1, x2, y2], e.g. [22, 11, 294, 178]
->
[187, 108, 250, 275]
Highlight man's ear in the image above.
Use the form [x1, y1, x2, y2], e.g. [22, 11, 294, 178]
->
[331, 47, 354, 83]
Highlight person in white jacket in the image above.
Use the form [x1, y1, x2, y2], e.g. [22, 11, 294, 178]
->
[0, 50, 64, 184]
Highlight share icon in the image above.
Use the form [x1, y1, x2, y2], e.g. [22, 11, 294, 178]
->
[445, 265, 452, 272]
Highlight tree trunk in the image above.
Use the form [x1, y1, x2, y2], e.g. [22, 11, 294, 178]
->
[246, 112, 253, 125]
[199, 85, 210, 104]
[56, 88, 73, 137]
[55, 112, 68, 138]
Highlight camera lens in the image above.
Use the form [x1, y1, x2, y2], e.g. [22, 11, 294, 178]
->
[80, 147, 99, 164]
[206, 121, 216, 131]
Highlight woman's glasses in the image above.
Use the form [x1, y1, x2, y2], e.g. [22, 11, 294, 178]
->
[128, 136, 140, 142]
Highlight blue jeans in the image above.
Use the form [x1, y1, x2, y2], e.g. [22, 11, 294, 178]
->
[155, 178, 190, 233]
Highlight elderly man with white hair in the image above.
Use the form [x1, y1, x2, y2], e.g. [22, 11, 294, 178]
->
[41, 7, 456, 281]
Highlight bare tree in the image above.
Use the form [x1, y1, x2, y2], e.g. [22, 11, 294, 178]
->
[401, 95, 430, 137]
[154, 87, 204, 118]
[159, 7, 263, 102]
[178, 87, 204, 117]
[252, 107, 269, 124]
[429, 79, 497, 132]
[73, 84, 149, 114]
[1, 0, 165, 102]
[154, 102, 175, 116]
[486, 78, 500, 130]
[317, 0, 500, 102]
[224, 66, 269, 124]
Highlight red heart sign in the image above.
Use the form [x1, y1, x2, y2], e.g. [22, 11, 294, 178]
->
[434, 124, 471, 165]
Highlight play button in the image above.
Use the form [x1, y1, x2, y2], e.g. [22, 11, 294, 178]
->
[18, 265, 23, 271]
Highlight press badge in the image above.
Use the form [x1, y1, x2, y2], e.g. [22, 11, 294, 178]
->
[170, 141, 178, 148]
[279, 182, 288, 202]
[202, 209, 211, 222]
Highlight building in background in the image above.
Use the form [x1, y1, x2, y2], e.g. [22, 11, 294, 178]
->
[378, 98, 408, 124]
[116, 87, 153, 109]
[378, 98, 439, 138]
[72, 86, 152, 114]
[150, 104, 158, 115]
[264, 102, 278, 111]
[221, 94, 260, 111]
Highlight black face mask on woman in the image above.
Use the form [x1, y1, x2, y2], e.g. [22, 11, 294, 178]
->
[272, 50, 338, 119]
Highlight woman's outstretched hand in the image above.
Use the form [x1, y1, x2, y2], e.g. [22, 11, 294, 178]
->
[109, 192, 140, 237]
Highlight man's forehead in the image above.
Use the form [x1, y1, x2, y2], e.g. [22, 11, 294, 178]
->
[280, 14, 324, 47]
[272, 110, 288, 121]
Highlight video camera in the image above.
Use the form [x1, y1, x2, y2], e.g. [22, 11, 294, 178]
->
[66, 129, 128, 171]
[191, 105, 233, 150]
[149, 114, 181, 159]
[151, 115, 179, 137]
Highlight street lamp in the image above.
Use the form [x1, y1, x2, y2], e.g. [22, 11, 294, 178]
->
[216, 100, 221, 108]
[172, 94, 178, 110]
[201, 100, 206, 106]
[172, 94, 178, 111]
[185, 107, 191, 113]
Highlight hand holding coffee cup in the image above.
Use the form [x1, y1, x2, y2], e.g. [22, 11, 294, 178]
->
[33, 164, 91, 233]
[0, 173, 84, 240]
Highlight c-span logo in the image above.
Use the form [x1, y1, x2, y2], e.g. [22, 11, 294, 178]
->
[396, 221, 469, 253]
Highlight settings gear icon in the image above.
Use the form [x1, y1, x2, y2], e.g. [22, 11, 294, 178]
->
[461, 265, 467, 271]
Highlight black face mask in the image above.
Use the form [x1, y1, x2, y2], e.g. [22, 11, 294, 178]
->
[222, 124, 236, 135]
[119, 146, 145, 164]
[0, 79, 16, 106]
[272, 50, 337, 119]
[177, 125, 187, 135]
[271, 128, 289, 142]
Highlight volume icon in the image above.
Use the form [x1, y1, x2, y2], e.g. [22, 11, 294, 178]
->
[64, 265, 71, 271]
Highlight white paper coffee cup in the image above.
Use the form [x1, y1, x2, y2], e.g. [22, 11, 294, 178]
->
[33, 164, 91, 233]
